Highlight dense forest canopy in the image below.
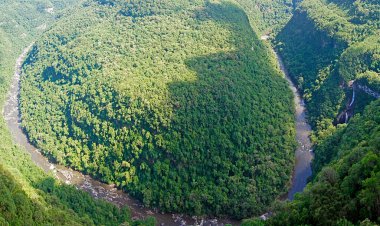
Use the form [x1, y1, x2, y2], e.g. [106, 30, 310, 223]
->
[276, 0, 379, 134]
[0, 1, 152, 225]
[240, 0, 379, 224]
[1, 0, 379, 224]
[246, 99, 380, 225]
[20, 0, 296, 218]
[234, 0, 295, 34]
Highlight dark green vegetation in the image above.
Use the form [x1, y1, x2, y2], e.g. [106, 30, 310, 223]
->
[20, 0, 296, 218]
[242, 0, 380, 225]
[0, 163, 132, 225]
[234, 0, 295, 34]
[248, 100, 380, 225]
[275, 0, 379, 134]
[0, 1, 151, 225]
[4, 0, 379, 224]
[236, 0, 307, 35]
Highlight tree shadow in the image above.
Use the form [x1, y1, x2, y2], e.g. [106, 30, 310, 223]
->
[275, 10, 349, 128]
[152, 0, 296, 218]
[275, 11, 347, 91]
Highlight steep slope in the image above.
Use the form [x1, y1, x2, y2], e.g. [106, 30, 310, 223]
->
[265, 99, 380, 225]
[275, 0, 379, 134]
[20, 0, 296, 218]
[240, 0, 379, 224]
[239, 0, 379, 224]
[234, 0, 295, 34]
[0, 1, 150, 225]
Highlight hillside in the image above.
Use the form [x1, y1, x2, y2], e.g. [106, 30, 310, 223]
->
[234, 0, 294, 34]
[241, 0, 380, 224]
[19, 0, 296, 218]
[0, 1, 150, 225]
[275, 0, 379, 133]
[258, 99, 380, 225]
[2, 0, 379, 224]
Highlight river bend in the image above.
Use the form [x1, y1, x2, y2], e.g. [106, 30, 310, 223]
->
[3, 45, 313, 225]
[3, 45, 241, 226]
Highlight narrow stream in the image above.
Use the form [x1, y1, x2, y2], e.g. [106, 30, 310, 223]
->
[3, 44, 313, 225]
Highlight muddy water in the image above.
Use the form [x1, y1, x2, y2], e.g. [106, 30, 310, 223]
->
[273, 50, 314, 200]
[3, 46, 238, 226]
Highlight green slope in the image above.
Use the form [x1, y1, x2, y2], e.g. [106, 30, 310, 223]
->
[262, 100, 380, 225]
[239, 0, 379, 224]
[20, 0, 296, 218]
[240, 0, 379, 224]
[234, 0, 295, 34]
[0, 1, 151, 225]
[275, 0, 379, 133]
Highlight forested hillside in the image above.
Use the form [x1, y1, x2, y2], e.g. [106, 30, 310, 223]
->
[251, 99, 380, 225]
[0, 0, 77, 104]
[275, 0, 379, 135]
[0, 1, 150, 225]
[234, 0, 294, 34]
[3, 0, 379, 224]
[20, 0, 297, 218]
[241, 0, 379, 225]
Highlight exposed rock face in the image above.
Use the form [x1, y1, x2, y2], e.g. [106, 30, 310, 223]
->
[357, 84, 380, 99]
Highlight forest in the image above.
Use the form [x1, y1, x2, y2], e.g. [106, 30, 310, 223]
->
[242, 0, 380, 225]
[243, 99, 380, 226]
[19, 0, 296, 219]
[275, 0, 379, 135]
[0, 0, 152, 225]
[0, 0, 379, 224]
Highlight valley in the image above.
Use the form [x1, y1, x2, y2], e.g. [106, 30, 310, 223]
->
[5, 41, 314, 225]
[19, 0, 296, 219]
[0, 0, 379, 225]
[272, 50, 313, 200]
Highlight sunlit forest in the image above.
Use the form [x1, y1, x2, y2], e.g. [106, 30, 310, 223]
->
[0, 0, 379, 225]
[20, 0, 296, 218]
[0, 0, 151, 225]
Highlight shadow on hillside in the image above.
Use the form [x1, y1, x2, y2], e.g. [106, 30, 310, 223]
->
[275, 11, 346, 89]
[149, 0, 296, 217]
[275, 10, 348, 126]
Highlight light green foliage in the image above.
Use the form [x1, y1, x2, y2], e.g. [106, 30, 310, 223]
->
[357, 71, 380, 92]
[0, 1, 148, 225]
[301, 0, 379, 43]
[20, 0, 296, 218]
[339, 35, 380, 86]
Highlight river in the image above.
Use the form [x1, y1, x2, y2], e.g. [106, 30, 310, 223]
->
[3, 44, 313, 225]
[272, 50, 314, 200]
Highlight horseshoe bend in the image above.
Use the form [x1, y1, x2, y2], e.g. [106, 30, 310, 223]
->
[0, 0, 379, 225]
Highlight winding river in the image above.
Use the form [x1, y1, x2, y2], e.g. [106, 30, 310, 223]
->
[3, 44, 313, 225]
